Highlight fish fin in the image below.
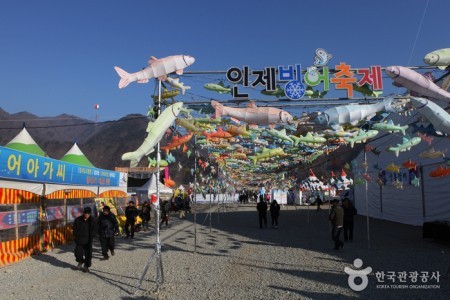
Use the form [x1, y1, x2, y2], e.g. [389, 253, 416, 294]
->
[438, 66, 447, 70]
[247, 101, 257, 108]
[231, 118, 241, 124]
[148, 56, 158, 64]
[114, 66, 131, 89]
[211, 101, 223, 119]
[218, 81, 224, 87]
[137, 79, 149, 83]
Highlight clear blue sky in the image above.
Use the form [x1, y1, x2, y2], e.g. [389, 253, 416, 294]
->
[0, 0, 448, 121]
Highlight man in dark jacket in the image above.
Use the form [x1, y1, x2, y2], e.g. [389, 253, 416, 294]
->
[256, 199, 268, 229]
[329, 199, 344, 250]
[73, 207, 95, 272]
[342, 198, 357, 241]
[98, 205, 119, 259]
[125, 201, 138, 238]
[270, 200, 281, 229]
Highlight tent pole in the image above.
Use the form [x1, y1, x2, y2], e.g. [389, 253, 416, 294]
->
[193, 136, 197, 254]
[364, 146, 370, 249]
[419, 166, 426, 218]
[155, 79, 164, 289]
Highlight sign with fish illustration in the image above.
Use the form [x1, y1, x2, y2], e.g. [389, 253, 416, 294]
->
[313, 48, 333, 67]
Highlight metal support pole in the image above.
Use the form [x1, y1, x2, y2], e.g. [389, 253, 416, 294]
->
[194, 136, 197, 254]
[364, 147, 370, 249]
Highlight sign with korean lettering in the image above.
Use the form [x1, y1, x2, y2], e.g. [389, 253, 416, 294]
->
[0, 146, 123, 186]
[225, 63, 383, 99]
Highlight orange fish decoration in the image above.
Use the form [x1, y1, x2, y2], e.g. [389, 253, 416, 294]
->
[161, 133, 193, 154]
[402, 159, 417, 170]
[164, 176, 175, 187]
[202, 127, 233, 140]
[429, 165, 450, 178]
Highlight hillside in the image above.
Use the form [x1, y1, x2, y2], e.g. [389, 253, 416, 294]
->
[0, 108, 195, 184]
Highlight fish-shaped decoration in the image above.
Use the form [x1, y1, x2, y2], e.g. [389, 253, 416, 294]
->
[402, 159, 417, 170]
[386, 163, 401, 173]
[290, 132, 326, 147]
[152, 88, 179, 101]
[416, 133, 433, 146]
[423, 48, 450, 70]
[345, 129, 379, 148]
[429, 165, 450, 178]
[115, 55, 195, 88]
[372, 120, 408, 136]
[388, 136, 421, 157]
[352, 83, 383, 97]
[203, 127, 233, 140]
[164, 176, 175, 187]
[166, 77, 191, 95]
[316, 96, 396, 130]
[204, 81, 232, 94]
[411, 174, 420, 187]
[385, 66, 450, 101]
[411, 97, 450, 135]
[392, 179, 403, 189]
[314, 48, 332, 66]
[166, 153, 176, 164]
[148, 157, 169, 167]
[122, 103, 183, 167]
[161, 133, 193, 154]
[419, 148, 447, 159]
[211, 100, 293, 129]
[248, 147, 285, 165]
[176, 118, 202, 134]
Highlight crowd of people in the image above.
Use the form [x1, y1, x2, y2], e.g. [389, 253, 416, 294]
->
[73, 191, 357, 272]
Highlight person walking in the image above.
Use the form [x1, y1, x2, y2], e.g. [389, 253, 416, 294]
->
[98, 206, 119, 260]
[316, 195, 322, 212]
[160, 200, 169, 227]
[329, 199, 344, 250]
[125, 201, 138, 238]
[256, 198, 268, 229]
[73, 207, 95, 272]
[141, 201, 151, 231]
[270, 200, 281, 229]
[342, 198, 357, 241]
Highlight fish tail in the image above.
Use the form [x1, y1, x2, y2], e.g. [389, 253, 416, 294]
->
[180, 85, 191, 95]
[383, 95, 396, 113]
[114, 66, 131, 89]
[211, 101, 223, 119]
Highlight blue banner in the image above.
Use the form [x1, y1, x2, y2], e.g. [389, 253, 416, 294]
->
[0, 146, 122, 186]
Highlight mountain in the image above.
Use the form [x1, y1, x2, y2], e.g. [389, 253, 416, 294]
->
[0, 108, 195, 185]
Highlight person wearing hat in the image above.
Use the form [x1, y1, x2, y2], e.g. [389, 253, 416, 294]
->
[97, 205, 119, 260]
[73, 207, 95, 272]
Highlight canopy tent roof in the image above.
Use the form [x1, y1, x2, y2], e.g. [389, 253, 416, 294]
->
[136, 173, 173, 197]
[60, 142, 95, 167]
[5, 127, 45, 156]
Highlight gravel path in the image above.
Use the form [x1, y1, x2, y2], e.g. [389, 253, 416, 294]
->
[1, 203, 449, 299]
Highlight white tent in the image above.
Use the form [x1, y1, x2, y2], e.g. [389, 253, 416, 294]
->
[136, 173, 173, 203]
[353, 104, 450, 226]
